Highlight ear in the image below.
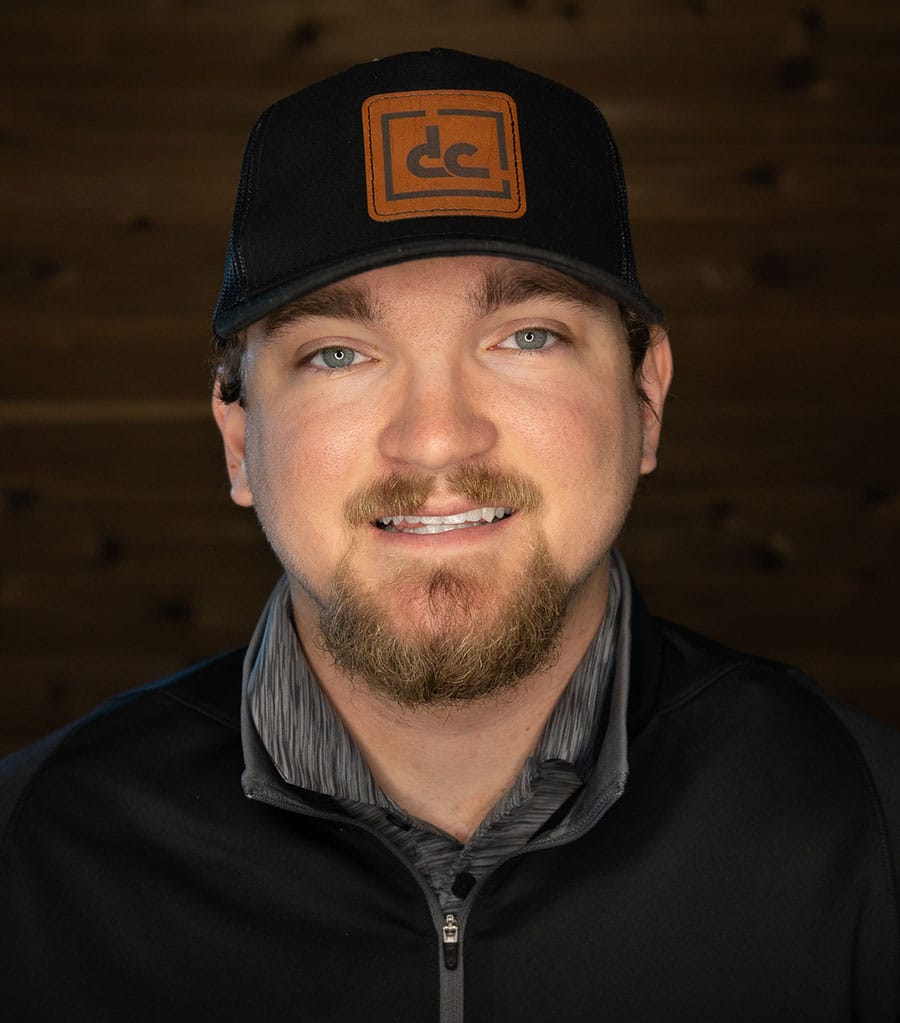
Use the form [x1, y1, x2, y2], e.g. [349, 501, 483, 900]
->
[638, 328, 674, 476]
[211, 384, 254, 507]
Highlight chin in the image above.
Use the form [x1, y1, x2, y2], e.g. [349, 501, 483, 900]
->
[317, 543, 571, 706]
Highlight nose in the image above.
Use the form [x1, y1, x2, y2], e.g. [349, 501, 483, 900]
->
[377, 362, 498, 473]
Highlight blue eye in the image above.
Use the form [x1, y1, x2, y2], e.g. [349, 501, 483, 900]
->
[312, 346, 359, 369]
[512, 328, 551, 350]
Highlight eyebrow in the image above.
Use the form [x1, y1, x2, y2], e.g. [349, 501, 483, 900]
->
[262, 281, 381, 341]
[261, 260, 612, 343]
[469, 263, 614, 320]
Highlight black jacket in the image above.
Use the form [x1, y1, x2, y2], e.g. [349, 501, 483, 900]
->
[2, 592, 898, 1021]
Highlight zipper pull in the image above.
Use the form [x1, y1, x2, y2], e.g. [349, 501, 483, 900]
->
[442, 913, 459, 969]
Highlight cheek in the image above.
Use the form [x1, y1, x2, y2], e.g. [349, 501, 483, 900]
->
[512, 387, 643, 560]
[512, 384, 642, 483]
[243, 407, 326, 555]
[243, 398, 377, 563]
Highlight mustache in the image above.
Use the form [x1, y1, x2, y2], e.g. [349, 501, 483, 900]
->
[344, 464, 542, 526]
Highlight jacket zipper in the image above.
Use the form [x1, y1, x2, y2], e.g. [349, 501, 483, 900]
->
[442, 913, 460, 969]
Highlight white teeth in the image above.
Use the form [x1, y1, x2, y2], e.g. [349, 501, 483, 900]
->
[408, 522, 470, 534]
[375, 507, 513, 531]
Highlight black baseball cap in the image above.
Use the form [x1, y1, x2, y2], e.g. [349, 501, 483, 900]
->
[213, 48, 661, 340]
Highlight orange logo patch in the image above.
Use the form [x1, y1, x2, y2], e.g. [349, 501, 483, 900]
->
[362, 90, 526, 221]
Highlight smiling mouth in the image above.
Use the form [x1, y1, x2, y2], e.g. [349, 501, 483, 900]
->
[375, 506, 514, 535]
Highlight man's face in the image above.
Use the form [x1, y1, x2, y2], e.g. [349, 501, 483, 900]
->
[215, 256, 671, 703]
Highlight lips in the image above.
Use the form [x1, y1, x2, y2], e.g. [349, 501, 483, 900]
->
[375, 506, 514, 534]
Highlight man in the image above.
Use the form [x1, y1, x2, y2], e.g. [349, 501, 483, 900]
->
[1, 49, 897, 1021]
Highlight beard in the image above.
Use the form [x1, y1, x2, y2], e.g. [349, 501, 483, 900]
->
[316, 537, 571, 707]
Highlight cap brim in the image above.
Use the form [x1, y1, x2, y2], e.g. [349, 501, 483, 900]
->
[213, 239, 663, 341]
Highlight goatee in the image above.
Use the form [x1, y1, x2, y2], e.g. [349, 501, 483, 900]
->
[317, 539, 570, 706]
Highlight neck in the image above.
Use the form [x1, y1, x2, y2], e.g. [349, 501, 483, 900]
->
[293, 572, 609, 843]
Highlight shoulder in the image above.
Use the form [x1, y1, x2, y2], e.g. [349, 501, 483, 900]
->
[654, 616, 900, 771]
[0, 647, 247, 834]
[648, 616, 900, 782]
[649, 616, 900, 886]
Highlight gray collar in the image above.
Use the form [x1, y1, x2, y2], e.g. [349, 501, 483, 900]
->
[241, 551, 632, 829]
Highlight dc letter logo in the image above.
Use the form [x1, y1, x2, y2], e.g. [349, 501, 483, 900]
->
[406, 125, 490, 179]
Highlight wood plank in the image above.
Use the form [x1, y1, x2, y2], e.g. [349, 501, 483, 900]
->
[0, 314, 215, 401]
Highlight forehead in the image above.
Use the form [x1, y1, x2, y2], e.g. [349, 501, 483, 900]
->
[257, 256, 621, 339]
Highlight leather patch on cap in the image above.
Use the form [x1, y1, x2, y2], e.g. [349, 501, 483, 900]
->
[362, 90, 526, 221]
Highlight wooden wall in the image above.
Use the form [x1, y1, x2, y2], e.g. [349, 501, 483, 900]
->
[2, 0, 898, 753]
